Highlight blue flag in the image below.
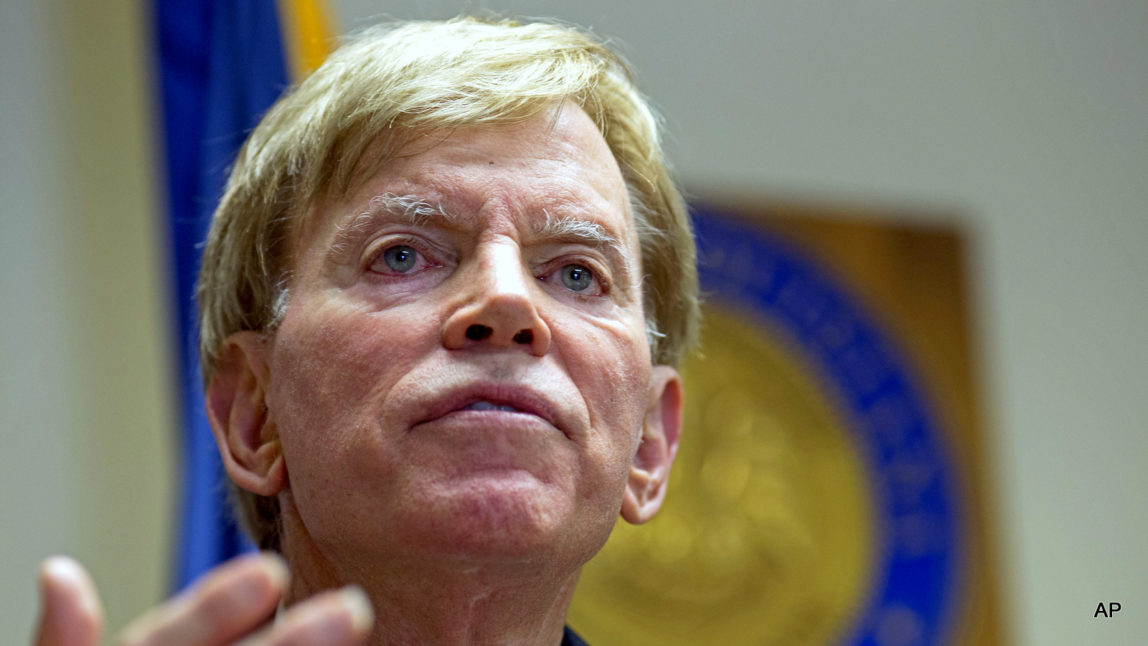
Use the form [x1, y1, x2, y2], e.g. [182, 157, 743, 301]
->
[153, 0, 290, 591]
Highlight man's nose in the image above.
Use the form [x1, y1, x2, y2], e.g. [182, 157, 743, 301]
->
[441, 243, 551, 356]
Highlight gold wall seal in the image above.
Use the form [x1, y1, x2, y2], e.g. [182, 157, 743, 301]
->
[569, 306, 876, 645]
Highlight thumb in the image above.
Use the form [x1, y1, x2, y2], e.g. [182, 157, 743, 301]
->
[33, 556, 104, 646]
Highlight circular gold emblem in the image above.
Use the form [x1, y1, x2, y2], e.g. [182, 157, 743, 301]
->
[569, 307, 876, 645]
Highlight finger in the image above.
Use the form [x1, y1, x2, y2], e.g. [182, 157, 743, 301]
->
[238, 586, 373, 646]
[34, 556, 105, 646]
[116, 552, 288, 646]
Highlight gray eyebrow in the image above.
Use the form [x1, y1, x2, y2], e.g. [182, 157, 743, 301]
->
[328, 193, 456, 262]
[338, 192, 455, 235]
[532, 209, 627, 259]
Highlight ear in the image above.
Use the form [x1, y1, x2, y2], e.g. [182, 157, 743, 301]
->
[205, 331, 286, 497]
[620, 365, 684, 525]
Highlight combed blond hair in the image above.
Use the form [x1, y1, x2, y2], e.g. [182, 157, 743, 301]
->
[197, 16, 700, 550]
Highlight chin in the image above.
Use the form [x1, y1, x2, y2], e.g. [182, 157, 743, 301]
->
[394, 473, 591, 561]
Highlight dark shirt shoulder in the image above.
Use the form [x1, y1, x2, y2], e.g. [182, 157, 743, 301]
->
[562, 625, 589, 646]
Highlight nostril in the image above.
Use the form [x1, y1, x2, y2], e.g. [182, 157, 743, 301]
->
[513, 330, 533, 345]
[466, 325, 493, 341]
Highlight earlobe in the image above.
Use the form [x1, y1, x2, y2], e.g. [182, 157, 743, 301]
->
[621, 365, 683, 525]
[205, 331, 286, 497]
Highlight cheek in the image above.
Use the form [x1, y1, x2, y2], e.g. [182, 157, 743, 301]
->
[266, 300, 436, 486]
[558, 314, 651, 473]
[275, 312, 390, 413]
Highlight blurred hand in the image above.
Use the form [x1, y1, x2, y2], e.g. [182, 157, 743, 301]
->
[34, 553, 373, 646]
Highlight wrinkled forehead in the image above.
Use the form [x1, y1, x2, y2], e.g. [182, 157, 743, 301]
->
[290, 103, 636, 262]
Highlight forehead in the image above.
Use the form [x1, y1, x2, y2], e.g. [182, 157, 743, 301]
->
[297, 104, 633, 251]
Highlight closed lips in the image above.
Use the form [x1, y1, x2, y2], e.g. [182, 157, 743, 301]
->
[415, 384, 563, 431]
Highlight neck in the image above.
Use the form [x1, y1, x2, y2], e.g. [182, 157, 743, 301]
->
[277, 500, 580, 646]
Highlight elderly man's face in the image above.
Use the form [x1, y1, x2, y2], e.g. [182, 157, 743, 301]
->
[245, 105, 680, 568]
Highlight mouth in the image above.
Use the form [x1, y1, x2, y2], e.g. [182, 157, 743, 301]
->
[460, 400, 526, 413]
[414, 384, 562, 432]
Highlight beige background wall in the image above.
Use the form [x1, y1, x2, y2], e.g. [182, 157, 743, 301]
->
[0, 0, 173, 639]
[2, 1, 1144, 644]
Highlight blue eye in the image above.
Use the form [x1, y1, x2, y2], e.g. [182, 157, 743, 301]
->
[560, 264, 594, 291]
[382, 245, 418, 273]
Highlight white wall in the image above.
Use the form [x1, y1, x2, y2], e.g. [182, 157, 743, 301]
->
[0, 0, 174, 639]
[0, 0, 87, 635]
[1, 1, 1143, 644]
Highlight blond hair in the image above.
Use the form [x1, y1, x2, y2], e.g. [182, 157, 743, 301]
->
[197, 17, 700, 550]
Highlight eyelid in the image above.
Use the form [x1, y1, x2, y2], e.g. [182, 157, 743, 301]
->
[537, 242, 613, 272]
[539, 256, 611, 296]
[362, 233, 453, 271]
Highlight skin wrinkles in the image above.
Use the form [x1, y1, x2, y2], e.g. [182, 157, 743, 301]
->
[327, 192, 628, 274]
[319, 192, 639, 317]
